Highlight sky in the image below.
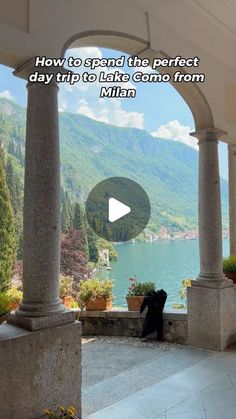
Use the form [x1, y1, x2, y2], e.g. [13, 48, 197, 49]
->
[0, 47, 228, 180]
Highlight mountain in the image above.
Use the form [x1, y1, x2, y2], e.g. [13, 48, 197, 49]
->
[0, 97, 229, 231]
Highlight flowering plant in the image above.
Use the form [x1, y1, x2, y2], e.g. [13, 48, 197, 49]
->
[42, 406, 79, 418]
[172, 278, 192, 309]
[127, 277, 156, 296]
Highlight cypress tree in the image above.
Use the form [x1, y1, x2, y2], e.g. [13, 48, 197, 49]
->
[73, 202, 84, 230]
[73, 202, 89, 257]
[5, 157, 22, 214]
[61, 199, 71, 233]
[0, 147, 16, 291]
[5, 156, 23, 258]
[87, 226, 98, 263]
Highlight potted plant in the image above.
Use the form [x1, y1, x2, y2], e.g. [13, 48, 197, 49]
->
[126, 278, 156, 311]
[42, 405, 79, 418]
[0, 293, 11, 324]
[6, 287, 23, 311]
[78, 279, 113, 310]
[60, 275, 73, 308]
[223, 256, 236, 283]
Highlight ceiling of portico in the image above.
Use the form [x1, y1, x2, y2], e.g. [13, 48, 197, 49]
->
[193, 0, 236, 36]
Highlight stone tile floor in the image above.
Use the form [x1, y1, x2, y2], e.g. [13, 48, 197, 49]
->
[82, 336, 236, 419]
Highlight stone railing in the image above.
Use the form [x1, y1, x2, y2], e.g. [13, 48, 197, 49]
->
[78, 308, 188, 344]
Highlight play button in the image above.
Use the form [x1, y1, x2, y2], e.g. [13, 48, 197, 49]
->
[109, 198, 131, 222]
[85, 177, 151, 242]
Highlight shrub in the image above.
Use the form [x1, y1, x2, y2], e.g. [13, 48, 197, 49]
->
[42, 405, 78, 418]
[78, 279, 113, 308]
[223, 256, 236, 273]
[127, 278, 156, 296]
[60, 275, 73, 298]
[6, 287, 22, 304]
[0, 292, 10, 316]
[172, 278, 191, 309]
[6, 287, 23, 311]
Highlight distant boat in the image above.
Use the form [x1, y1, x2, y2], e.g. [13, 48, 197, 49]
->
[107, 265, 112, 271]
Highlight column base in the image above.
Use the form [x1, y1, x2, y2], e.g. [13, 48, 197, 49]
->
[0, 321, 81, 419]
[193, 276, 233, 288]
[7, 310, 76, 331]
[188, 280, 236, 350]
[16, 299, 66, 317]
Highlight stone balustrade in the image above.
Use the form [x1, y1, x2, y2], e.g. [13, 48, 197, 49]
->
[78, 308, 188, 344]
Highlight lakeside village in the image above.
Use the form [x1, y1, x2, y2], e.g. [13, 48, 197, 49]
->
[138, 226, 229, 242]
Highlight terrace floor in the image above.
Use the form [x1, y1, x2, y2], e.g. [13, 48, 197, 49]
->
[82, 336, 236, 419]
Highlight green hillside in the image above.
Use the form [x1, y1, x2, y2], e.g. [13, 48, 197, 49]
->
[0, 97, 229, 231]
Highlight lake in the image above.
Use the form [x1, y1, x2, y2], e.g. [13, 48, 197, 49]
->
[97, 239, 230, 308]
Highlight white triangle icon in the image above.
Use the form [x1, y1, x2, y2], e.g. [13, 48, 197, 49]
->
[108, 197, 131, 223]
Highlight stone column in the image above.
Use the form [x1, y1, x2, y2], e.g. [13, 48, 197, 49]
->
[2, 61, 81, 419]
[196, 128, 226, 283]
[9, 65, 75, 330]
[228, 144, 236, 255]
[188, 128, 236, 350]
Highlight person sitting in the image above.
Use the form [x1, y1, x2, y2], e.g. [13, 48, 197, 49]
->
[140, 289, 167, 341]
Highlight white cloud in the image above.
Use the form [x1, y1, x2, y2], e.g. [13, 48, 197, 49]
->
[76, 98, 144, 129]
[151, 120, 197, 149]
[63, 47, 135, 94]
[76, 99, 95, 119]
[66, 47, 102, 61]
[60, 47, 144, 129]
[0, 90, 15, 100]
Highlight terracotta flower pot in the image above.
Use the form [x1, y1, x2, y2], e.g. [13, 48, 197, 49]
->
[224, 271, 236, 284]
[62, 295, 73, 308]
[126, 296, 144, 311]
[86, 297, 113, 311]
[8, 301, 20, 312]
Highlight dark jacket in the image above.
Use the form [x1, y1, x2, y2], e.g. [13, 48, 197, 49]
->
[140, 289, 167, 314]
[140, 289, 167, 339]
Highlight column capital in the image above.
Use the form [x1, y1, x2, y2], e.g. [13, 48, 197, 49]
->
[190, 128, 227, 143]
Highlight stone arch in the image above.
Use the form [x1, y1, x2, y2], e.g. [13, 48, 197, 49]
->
[62, 30, 214, 130]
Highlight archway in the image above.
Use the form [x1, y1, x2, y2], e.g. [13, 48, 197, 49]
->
[60, 31, 234, 354]
[63, 31, 214, 130]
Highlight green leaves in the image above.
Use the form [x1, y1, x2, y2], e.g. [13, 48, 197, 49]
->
[0, 149, 16, 291]
[78, 279, 113, 307]
[223, 256, 236, 273]
[127, 281, 156, 296]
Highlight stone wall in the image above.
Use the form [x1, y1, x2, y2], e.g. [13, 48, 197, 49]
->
[0, 321, 82, 419]
[79, 309, 188, 344]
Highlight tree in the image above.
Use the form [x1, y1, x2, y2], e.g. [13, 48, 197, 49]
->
[87, 227, 99, 263]
[5, 156, 23, 259]
[73, 202, 84, 230]
[73, 202, 89, 257]
[61, 199, 71, 232]
[61, 189, 74, 233]
[0, 147, 16, 290]
[60, 228, 90, 294]
[97, 237, 118, 261]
